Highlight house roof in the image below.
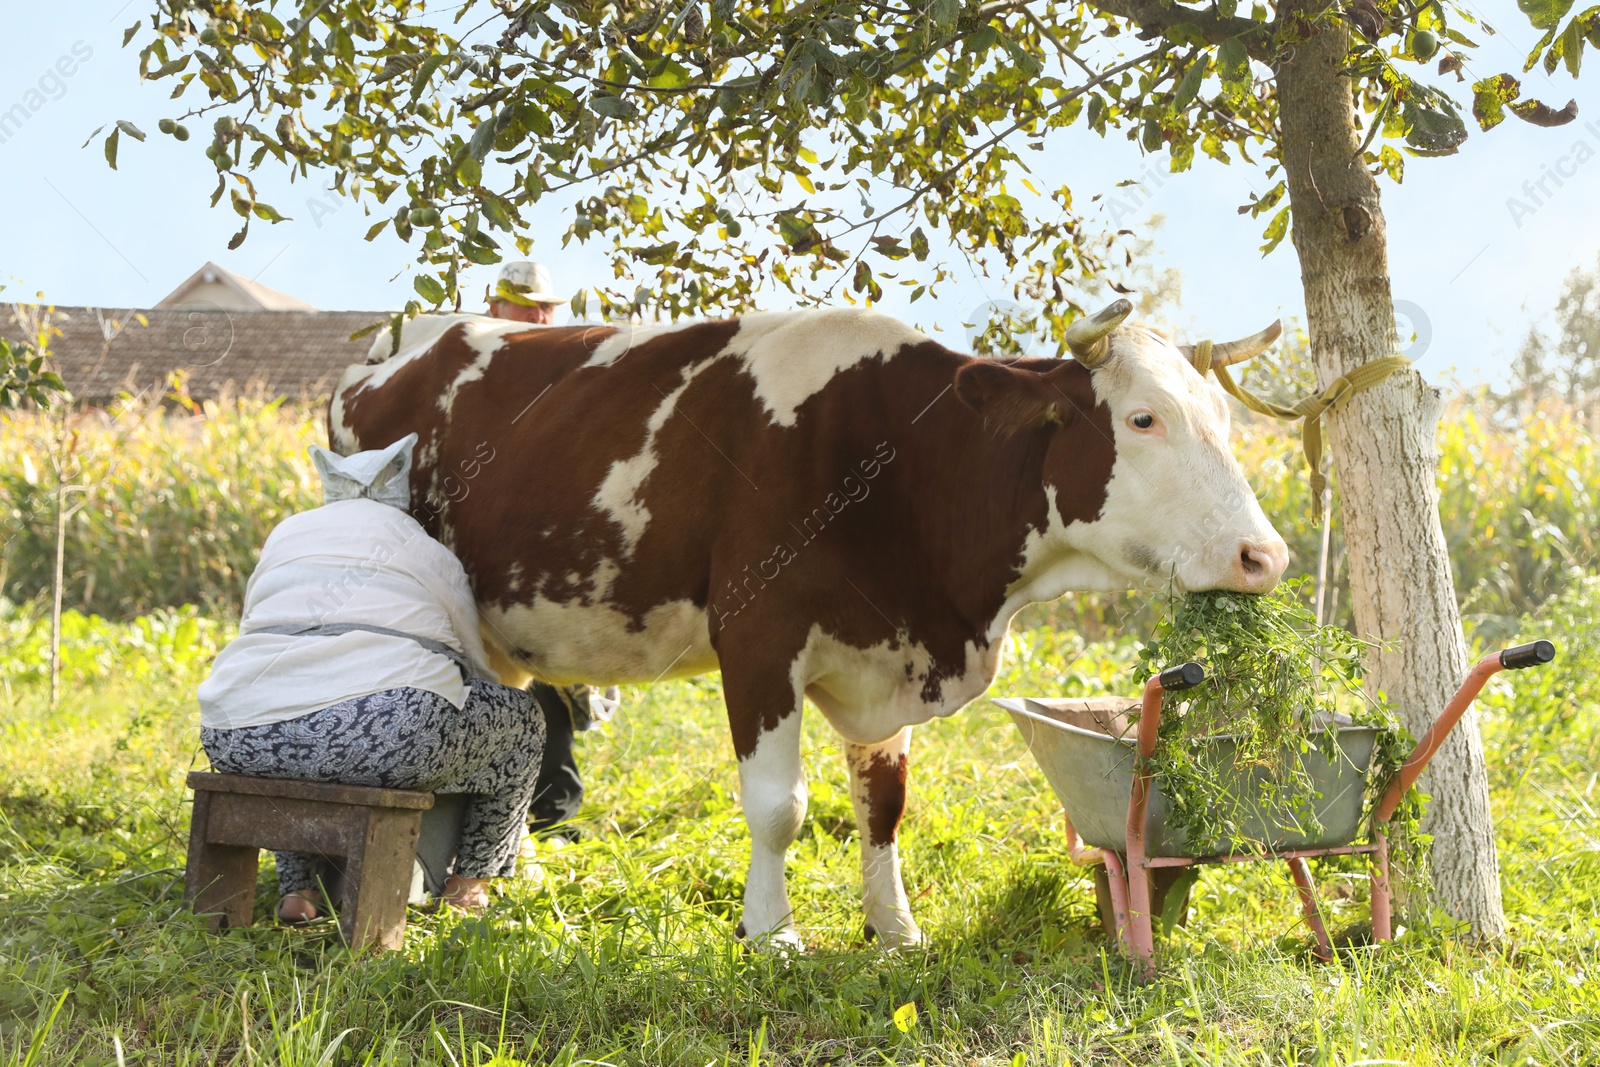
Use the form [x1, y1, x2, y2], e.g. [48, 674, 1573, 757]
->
[155, 261, 320, 312]
[3, 305, 389, 405]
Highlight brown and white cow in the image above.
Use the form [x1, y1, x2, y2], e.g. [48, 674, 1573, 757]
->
[330, 298, 1288, 949]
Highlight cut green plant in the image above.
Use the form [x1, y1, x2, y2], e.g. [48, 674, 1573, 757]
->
[1134, 578, 1420, 856]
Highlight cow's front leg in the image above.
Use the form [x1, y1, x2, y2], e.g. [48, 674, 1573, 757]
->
[845, 727, 922, 948]
[731, 703, 807, 951]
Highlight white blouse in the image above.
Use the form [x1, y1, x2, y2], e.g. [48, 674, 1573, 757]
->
[198, 498, 498, 730]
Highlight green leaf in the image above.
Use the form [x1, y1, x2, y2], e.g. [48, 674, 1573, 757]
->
[1259, 204, 1290, 254]
[149, 55, 191, 79]
[910, 226, 929, 261]
[104, 127, 120, 170]
[1172, 57, 1208, 109]
[123, 20, 141, 46]
[468, 117, 496, 163]
[460, 242, 502, 265]
[1378, 144, 1405, 183]
[410, 55, 446, 103]
[1472, 73, 1520, 130]
[964, 25, 1000, 55]
[589, 94, 639, 120]
[776, 212, 819, 251]
[1402, 100, 1468, 153]
[413, 274, 447, 304]
[1517, 0, 1573, 29]
[1561, 18, 1584, 75]
[648, 60, 693, 89]
[1217, 38, 1249, 97]
[481, 192, 516, 230]
[116, 120, 146, 142]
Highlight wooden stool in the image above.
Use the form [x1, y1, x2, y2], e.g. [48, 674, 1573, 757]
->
[185, 771, 434, 952]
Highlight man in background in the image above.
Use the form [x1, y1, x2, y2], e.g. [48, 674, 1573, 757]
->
[484, 260, 619, 844]
[487, 261, 567, 324]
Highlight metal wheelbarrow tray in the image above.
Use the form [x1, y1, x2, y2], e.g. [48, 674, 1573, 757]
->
[994, 640, 1555, 975]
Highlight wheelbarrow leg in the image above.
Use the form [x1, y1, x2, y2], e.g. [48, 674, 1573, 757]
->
[1370, 830, 1392, 942]
[1286, 857, 1332, 962]
[1100, 851, 1137, 957]
[1110, 851, 1156, 973]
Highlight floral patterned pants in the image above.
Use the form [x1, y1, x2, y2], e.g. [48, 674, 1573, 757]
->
[200, 683, 547, 894]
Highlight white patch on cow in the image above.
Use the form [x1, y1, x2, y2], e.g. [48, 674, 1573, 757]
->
[721, 309, 929, 427]
[1002, 486, 1128, 610]
[590, 358, 720, 553]
[434, 317, 535, 415]
[327, 388, 358, 454]
[483, 594, 715, 686]
[417, 438, 440, 475]
[794, 624, 1002, 746]
[582, 320, 701, 368]
[586, 557, 622, 601]
[332, 315, 528, 452]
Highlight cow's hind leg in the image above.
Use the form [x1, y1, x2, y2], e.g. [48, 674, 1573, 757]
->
[846, 727, 922, 948]
[725, 670, 807, 951]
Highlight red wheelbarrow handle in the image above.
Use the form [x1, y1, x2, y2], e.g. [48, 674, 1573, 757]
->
[1371, 639, 1555, 825]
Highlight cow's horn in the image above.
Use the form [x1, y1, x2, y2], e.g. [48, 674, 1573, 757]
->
[1066, 298, 1133, 367]
[1181, 320, 1284, 370]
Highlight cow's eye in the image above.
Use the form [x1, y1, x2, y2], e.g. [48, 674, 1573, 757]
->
[1130, 412, 1156, 430]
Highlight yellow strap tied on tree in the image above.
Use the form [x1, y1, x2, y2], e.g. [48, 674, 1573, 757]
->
[1189, 339, 1411, 522]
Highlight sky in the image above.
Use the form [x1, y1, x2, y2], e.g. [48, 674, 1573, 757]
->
[3, 2, 1598, 390]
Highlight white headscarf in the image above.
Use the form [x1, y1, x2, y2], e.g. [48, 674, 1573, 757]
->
[308, 433, 418, 509]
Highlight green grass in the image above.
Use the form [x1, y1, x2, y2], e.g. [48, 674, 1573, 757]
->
[1, 610, 1597, 1066]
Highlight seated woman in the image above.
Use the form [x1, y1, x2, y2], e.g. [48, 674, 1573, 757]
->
[198, 433, 550, 922]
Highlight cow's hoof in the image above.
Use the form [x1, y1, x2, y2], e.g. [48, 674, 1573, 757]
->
[737, 922, 805, 955]
[864, 916, 922, 951]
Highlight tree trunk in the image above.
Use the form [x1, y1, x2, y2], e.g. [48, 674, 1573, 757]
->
[1275, 18, 1504, 935]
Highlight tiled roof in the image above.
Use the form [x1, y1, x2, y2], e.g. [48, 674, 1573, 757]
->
[3, 306, 389, 404]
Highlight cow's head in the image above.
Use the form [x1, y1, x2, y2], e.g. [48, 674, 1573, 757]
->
[955, 299, 1289, 596]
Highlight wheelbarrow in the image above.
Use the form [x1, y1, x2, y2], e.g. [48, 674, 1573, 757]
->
[993, 640, 1555, 974]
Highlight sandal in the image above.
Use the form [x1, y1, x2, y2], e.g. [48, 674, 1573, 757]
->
[277, 889, 324, 926]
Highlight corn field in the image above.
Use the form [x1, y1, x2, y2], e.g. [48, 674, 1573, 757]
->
[0, 392, 321, 619]
[2, 389, 1596, 631]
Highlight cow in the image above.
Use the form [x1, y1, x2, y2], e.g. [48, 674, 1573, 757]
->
[329, 297, 1289, 950]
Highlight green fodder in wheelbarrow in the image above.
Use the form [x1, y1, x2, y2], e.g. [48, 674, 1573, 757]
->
[1134, 577, 1417, 854]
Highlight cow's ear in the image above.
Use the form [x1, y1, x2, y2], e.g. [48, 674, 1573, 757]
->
[954, 361, 1081, 431]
